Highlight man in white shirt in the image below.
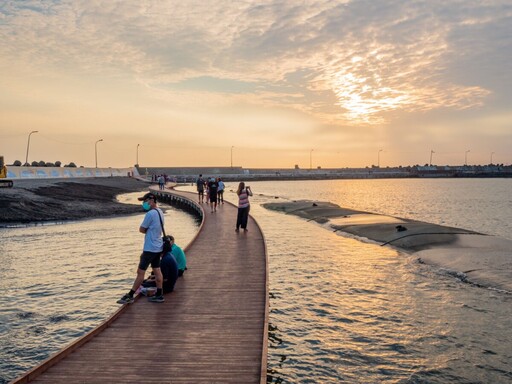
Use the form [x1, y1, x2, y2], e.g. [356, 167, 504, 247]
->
[117, 192, 165, 304]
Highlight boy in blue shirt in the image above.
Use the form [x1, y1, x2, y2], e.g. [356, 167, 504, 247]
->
[168, 236, 187, 276]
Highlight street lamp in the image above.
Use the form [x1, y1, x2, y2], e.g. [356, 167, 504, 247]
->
[465, 149, 470, 166]
[491, 152, 495, 165]
[136, 144, 140, 166]
[25, 130, 38, 165]
[231, 146, 234, 168]
[95, 139, 103, 168]
[378, 149, 383, 168]
[430, 150, 435, 166]
[310, 149, 313, 169]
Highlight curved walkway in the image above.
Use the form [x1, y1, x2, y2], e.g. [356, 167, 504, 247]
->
[12, 188, 268, 384]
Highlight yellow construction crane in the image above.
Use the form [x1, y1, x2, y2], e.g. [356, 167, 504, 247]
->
[0, 156, 14, 188]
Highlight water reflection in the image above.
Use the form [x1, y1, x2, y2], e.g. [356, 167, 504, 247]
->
[0, 193, 199, 383]
[232, 183, 510, 384]
[179, 180, 512, 382]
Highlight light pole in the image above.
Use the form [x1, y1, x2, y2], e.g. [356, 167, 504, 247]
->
[136, 144, 140, 166]
[310, 149, 313, 169]
[25, 130, 38, 165]
[430, 150, 435, 166]
[491, 152, 495, 165]
[378, 149, 383, 167]
[95, 139, 103, 168]
[465, 149, 470, 166]
[231, 146, 234, 168]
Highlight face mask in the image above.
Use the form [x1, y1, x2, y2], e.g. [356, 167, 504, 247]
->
[142, 201, 151, 211]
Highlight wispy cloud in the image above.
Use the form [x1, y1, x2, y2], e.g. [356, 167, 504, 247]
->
[1, 1, 510, 150]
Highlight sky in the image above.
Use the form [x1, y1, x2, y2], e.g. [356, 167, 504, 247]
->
[1, 0, 511, 169]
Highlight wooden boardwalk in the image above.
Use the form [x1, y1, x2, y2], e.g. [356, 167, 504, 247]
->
[13, 188, 268, 384]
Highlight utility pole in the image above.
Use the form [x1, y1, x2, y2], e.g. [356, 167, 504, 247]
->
[95, 139, 104, 168]
[25, 130, 39, 165]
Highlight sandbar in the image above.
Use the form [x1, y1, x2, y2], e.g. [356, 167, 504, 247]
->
[264, 200, 512, 293]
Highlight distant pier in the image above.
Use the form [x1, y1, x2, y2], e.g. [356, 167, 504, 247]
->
[140, 164, 512, 182]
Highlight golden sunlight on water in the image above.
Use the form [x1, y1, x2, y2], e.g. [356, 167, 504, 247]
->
[211, 180, 512, 383]
[0, 194, 199, 383]
[247, 199, 512, 383]
[1, 181, 511, 384]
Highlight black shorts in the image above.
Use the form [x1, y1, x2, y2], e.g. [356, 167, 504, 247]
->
[138, 251, 161, 271]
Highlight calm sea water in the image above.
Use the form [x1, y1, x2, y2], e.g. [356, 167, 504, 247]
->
[0, 192, 199, 383]
[1, 179, 511, 383]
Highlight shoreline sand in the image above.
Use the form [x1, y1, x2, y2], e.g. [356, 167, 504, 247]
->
[264, 200, 512, 293]
[0, 177, 150, 226]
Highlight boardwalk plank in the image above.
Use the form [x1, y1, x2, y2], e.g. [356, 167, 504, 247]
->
[12, 188, 268, 384]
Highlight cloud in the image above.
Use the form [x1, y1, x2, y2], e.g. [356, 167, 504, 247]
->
[0, 0, 509, 128]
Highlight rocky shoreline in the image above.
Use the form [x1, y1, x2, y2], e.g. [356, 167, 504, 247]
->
[0, 178, 150, 226]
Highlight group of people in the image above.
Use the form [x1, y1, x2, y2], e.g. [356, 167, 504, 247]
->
[196, 175, 253, 231]
[117, 176, 253, 305]
[196, 174, 225, 213]
[152, 174, 171, 190]
[117, 192, 187, 305]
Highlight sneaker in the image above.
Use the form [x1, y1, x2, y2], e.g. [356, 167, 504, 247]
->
[148, 295, 164, 303]
[117, 294, 134, 304]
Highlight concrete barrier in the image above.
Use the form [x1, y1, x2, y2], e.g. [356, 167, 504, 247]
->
[6, 166, 139, 179]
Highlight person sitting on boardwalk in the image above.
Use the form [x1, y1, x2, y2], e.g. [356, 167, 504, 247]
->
[141, 248, 179, 294]
[117, 192, 165, 304]
[161, 250, 179, 293]
[196, 174, 206, 203]
[217, 177, 225, 204]
[168, 235, 187, 276]
[236, 182, 253, 232]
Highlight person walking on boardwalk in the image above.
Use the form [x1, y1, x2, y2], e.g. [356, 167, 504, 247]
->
[117, 192, 165, 304]
[158, 175, 165, 190]
[208, 177, 218, 213]
[236, 182, 253, 232]
[196, 174, 206, 203]
[217, 177, 225, 204]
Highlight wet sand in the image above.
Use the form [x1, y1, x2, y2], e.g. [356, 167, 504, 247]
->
[264, 200, 512, 293]
[0, 177, 150, 226]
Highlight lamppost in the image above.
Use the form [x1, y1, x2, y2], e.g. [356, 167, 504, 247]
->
[231, 146, 234, 168]
[136, 144, 140, 166]
[465, 149, 470, 166]
[491, 152, 495, 165]
[430, 150, 435, 166]
[378, 149, 383, 168]
[95, 139, 103, 168]
[25, 130, 38, 165]
[310, 149, 313, 169]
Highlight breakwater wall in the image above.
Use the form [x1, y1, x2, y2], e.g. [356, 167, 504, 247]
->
[139, 165, 512, 181]
[6, 166, 139, 179]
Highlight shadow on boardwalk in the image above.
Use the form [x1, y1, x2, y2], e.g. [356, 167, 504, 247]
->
[12, 188, 268, 384]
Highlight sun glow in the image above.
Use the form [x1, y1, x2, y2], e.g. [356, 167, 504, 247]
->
[331, 70, 411, 124]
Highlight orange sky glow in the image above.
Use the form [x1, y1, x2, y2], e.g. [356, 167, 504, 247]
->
[1, 1, 511, 168]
